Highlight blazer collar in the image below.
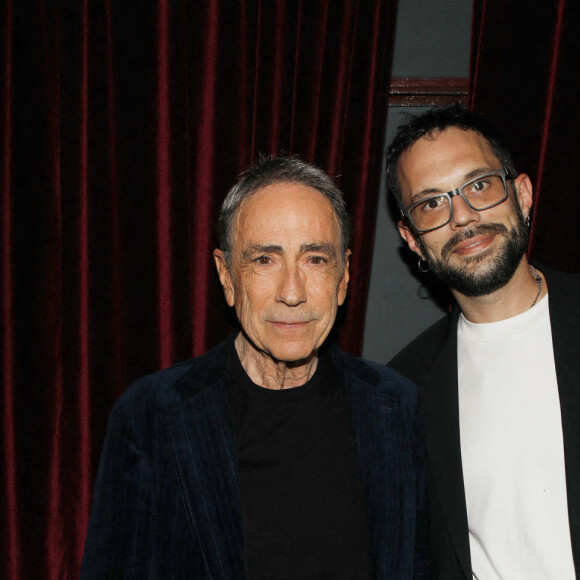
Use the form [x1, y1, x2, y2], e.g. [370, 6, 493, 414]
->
[539, 264, 580, 572]
[331, 348, 407, 577]
[419, 308, 472, 578]
[164, 334, 247, 580]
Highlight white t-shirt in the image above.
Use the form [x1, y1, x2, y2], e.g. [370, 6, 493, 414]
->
[458, 295, 574, 579]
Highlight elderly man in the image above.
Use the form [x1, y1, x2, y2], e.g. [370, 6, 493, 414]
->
[81, 156, 427, 579]
[386, 105, 580, 579]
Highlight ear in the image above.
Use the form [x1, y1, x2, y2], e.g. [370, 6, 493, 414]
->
[398, 220, 425, 259]
[337, 250, 351, 306]
[213, 249, 236, 307]
[513, 173, 533, 219]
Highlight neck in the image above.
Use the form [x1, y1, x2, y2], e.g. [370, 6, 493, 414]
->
[234, 333, 319, 389]
[452, 257, 546, 323]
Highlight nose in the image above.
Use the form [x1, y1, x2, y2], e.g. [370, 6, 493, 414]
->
[276, 263, 307, 306]
[449, 194, 479, 230]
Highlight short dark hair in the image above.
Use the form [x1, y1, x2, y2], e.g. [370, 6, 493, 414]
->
[385, 105, 517, 207]
[217, 155, 351, 266]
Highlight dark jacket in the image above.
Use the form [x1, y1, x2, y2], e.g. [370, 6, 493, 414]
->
[389, 264, 580, 579]
[82, 334, 429, 579]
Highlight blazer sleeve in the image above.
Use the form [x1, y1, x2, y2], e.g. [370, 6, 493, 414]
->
[411, 389, 430, 579]
[81, 397, 155, 579]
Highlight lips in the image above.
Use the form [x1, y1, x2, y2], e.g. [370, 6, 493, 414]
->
[270, 321, 311, 327]
[451, 233, 495, 255]
[441, 223, 509, 261]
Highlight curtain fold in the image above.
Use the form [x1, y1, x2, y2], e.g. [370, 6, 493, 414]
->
[470, 0, 580, 271]
[0, 1, 398, 577]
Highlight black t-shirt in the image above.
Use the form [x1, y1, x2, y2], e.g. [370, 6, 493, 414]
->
[230, 345, 373, 580]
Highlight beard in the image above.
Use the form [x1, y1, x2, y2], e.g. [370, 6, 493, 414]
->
[418, 205, 529, 297]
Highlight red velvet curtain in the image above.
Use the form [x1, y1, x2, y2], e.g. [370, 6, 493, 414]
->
[470, 0, 580, 271]
[0, 0, 397, 577]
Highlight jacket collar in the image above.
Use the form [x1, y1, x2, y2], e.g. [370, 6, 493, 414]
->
[164, 334, 247, 579]
[332, 348, 411, 577]
[536, 264, 580, 573]
[417, 307, 472, 577]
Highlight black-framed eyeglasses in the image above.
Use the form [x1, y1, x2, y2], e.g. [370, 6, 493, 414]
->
[401, 168, 514, 233]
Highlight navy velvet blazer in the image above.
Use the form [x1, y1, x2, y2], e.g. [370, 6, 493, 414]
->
[81, 334, 429, 579]
[390, 265, 580, 579]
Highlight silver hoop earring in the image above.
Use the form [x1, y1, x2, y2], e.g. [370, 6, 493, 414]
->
[417, 258, 429, 273]
[525, 215, 531, 228]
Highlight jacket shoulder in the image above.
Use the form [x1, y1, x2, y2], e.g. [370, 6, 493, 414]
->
[389, 311, 456, 376]
[331, 346, 420, 404]
[111, 334, 235, 418]
[540, 263, 580, 297]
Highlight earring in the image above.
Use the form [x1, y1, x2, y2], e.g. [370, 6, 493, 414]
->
[525, 215, 531, 228]
[417, 257, 429, 273]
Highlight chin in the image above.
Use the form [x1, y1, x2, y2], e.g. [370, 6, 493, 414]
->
[437, 255, 520, 297]
[430, 219, 528, 297]
[269, 344, 318, 365]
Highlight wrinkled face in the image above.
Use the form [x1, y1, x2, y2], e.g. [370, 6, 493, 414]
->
[214, 182, 350, 363]
[397, 128, 533, 296]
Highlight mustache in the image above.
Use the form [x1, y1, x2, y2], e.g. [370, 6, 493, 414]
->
[441, 223, 509, 261]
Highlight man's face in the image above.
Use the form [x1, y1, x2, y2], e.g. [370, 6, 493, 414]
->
[397, 128, 533, 297]
[214, 182, 350, 364]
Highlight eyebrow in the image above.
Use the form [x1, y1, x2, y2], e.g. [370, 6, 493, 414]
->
[300, 242, 337, 257]
[410, 166, 498, 203]
[241, 242, 338, 260]
[241, 244, 283, 260]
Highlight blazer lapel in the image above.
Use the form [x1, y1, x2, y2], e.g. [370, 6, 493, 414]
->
[335, 351, 404, 577]
[164, 341, 247, 580]
[545, 267, 580, 574]
[419, 311, 471, 578]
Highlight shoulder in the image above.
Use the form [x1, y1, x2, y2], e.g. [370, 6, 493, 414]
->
[389, 309, 458, 377]
[329, 346, 420, 405]
[533, 263, 580, 326]
[390, 310, 455, 360]
[535, 264, 580, 349]
[539, 262, 580, 298]
[110, 334, 235, 421]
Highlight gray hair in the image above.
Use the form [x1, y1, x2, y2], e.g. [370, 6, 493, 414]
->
[217, 155, 351, 266]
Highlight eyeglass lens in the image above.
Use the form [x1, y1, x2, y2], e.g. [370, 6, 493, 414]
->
[408, 174, 507, 232]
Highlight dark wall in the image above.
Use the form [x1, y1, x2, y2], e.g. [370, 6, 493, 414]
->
[362, 0, 473, 362]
